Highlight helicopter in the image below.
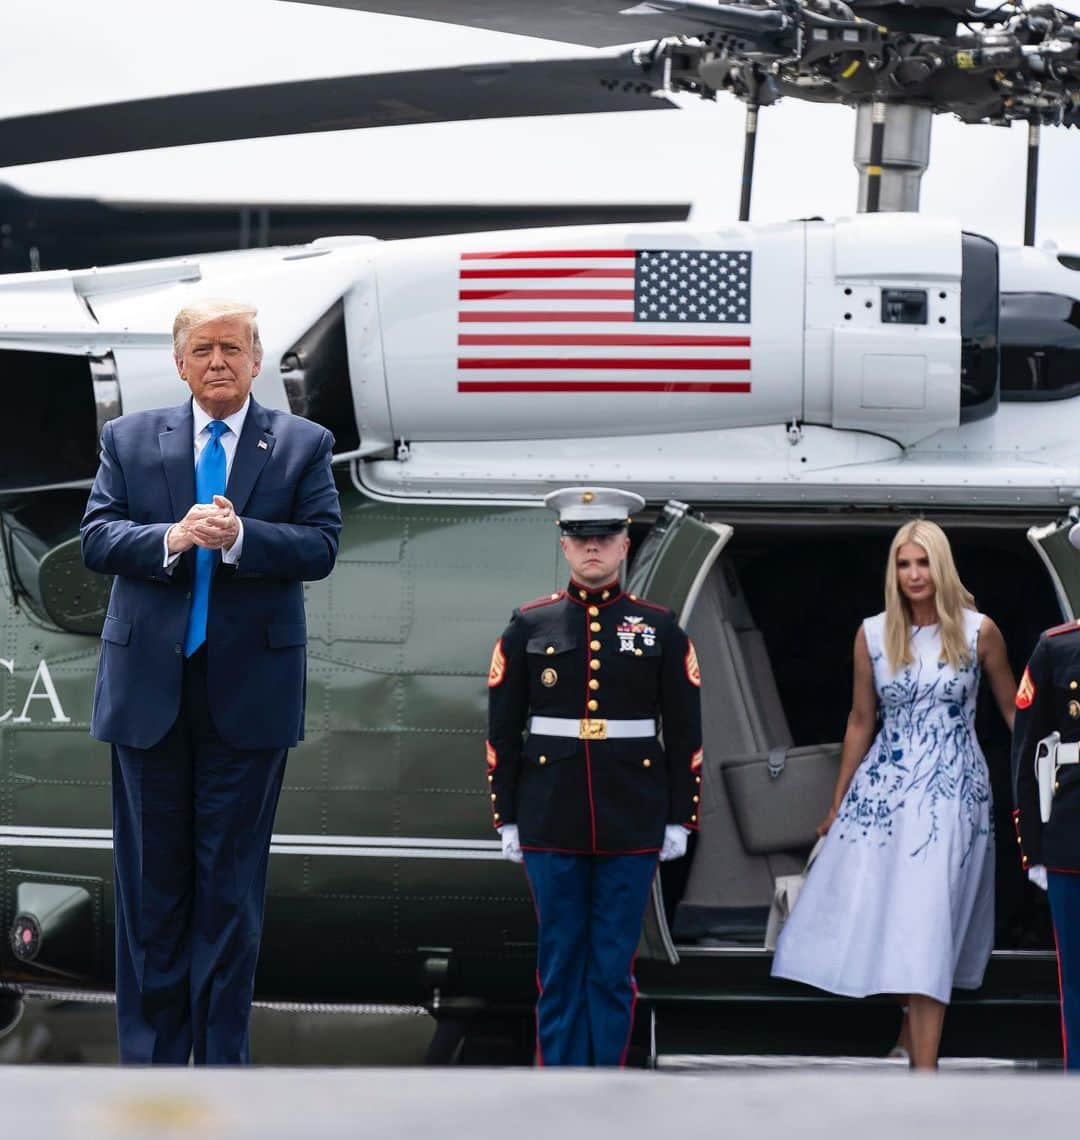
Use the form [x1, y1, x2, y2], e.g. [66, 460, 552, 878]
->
[2, 0, 1080, 1065]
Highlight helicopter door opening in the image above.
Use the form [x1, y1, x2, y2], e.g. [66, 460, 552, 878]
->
[623, 502, 732, 963]
[638, 514, 1062, 966]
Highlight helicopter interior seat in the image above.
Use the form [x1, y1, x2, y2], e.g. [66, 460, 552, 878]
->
[672, 555, 839, 944]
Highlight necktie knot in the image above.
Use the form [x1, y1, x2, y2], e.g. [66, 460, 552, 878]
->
[207, 419, 229, 442]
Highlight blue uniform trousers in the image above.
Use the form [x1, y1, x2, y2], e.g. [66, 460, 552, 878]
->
[1048, 871, 1080, 1071]
[522, 850, 658, 1067]
[111, 647, 287, 1065]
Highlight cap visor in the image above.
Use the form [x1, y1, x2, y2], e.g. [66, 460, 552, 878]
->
[559, 520, 627, 537]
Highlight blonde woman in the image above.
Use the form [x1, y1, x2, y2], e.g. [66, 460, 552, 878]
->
[771, 520, 1016, 1069]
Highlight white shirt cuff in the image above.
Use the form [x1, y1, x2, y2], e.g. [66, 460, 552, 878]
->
[163, 527, 181, 572]
[221, 518, 244, 565]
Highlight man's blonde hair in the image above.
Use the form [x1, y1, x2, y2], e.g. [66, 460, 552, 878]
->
[883, 518, 975, 672]
[172, 298, 262, 361]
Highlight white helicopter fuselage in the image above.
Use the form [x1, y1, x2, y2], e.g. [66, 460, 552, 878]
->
[1, 212, 1075, 508]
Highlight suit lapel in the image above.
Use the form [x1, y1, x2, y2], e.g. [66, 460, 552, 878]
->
[159, 401, 196, 522]
[226, 397, 275, 514]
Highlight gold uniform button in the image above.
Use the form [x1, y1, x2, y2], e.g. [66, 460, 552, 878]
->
[589, 679, 600, 691]
[693, 795, 700, 803]
[590, 659, 601, 671]
[546, 646, 555, 655]
[579, 589, 588, 600]
[634, 648, 643, 657]
[642, 758, 651, 768]
[590, 640, 601, 651]
[491, 793, 497, 801]
[1017, 836, 1022, 845]
[1056, 782, 1061, 791]
[588, 699, 599, 712]
[539, 755, 548, 765]
[588, 606, 599, 617]
[591, 622, 601, 633]
[494, 812, 501, 821]
[602, 590, 610, 600]
[550, 593, 560, 600]
[628, 594, 637, 601]
[691, 814, 698, 822]
[487, 774, 494, 783]
[1072, 681, 1079, 691]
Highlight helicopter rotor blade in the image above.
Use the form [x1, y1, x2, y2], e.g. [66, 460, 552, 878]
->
[0, 54, 673, 169]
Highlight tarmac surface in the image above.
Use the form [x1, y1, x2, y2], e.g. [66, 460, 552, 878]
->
[5, 1066, 1080, 1139]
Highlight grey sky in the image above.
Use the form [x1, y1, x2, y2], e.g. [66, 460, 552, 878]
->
[2, 0, 1076, 251]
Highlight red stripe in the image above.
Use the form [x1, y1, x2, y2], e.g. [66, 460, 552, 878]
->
[460, 268, 634, 279]
[460, 289, 634, 301]
[461, 249, 636, 259]
[457, 357, 750, 371]
[459, 311, 636, 323]
[458, 381, 751, 393]
[458, 333, 751, 347]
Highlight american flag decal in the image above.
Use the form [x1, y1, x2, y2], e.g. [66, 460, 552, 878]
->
[457, 248, 752, 394]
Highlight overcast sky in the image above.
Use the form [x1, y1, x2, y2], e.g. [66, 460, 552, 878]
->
[2, 0, 1077, 250]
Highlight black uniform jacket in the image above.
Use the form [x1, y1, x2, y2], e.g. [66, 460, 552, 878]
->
[1012, 620, 1080, 872]
[486, 580, 703, 854]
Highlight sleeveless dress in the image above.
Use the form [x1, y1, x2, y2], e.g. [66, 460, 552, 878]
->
[771, 609, 994, 1003]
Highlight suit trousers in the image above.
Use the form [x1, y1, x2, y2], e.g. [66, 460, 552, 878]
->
[1048, 871, 1080, 1071]
[522, 850, 658, 1067]
[111, 647, 287, 1064]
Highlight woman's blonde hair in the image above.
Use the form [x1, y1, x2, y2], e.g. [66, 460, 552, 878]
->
[883, 519, 975, 672]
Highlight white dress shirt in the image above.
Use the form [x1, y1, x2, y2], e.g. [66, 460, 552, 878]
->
[163, 396, 249, 569]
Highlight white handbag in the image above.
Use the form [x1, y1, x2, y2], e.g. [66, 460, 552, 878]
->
[764, 836, 825, 951]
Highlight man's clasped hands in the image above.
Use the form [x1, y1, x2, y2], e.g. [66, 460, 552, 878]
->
[167, 495, 240, 554]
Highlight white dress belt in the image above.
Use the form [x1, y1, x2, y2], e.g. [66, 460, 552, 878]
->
[529, 716, 656, 740]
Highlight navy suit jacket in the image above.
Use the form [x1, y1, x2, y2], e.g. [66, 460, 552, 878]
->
[81, 397, 341, 751]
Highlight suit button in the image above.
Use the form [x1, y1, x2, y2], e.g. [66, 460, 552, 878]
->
[642, 758, 651, 768]
[539, 756, 548, 765]
[588, 700, 599, 712]
[590, 640, 601, 651]
[174, 644, 182, 654]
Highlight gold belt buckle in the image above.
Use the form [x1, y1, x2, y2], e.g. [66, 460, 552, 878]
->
[579, 718, 608, 741]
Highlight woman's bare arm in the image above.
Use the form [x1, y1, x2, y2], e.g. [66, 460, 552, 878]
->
[978, 616, 1017, 733]
[819, 625, 878, 835]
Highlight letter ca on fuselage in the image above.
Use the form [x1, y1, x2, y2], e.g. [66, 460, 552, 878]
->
[0, 659, 70, 724]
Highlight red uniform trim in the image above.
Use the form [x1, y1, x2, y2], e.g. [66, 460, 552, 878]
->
[565, 580, 624, 608]
[628, 597, 672, 615]
[1053, 913, 1068, 1070]
[1047, 620, 1080, 638]
[521, 592, 564, 612]
[584, 607, 599, 851]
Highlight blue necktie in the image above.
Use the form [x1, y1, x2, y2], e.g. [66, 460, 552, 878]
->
[183, 419, 229, 657]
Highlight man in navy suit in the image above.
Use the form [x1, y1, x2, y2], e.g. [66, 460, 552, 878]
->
[81, 298, 341, 1064]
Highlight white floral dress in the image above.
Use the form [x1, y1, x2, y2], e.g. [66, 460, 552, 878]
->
[771, 610, 994, 1003]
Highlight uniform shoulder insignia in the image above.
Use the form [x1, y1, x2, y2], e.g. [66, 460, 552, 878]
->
[685, 640, 701, 687]
[488, 640, 506, 688]
[1046, 619, 1080, 639]
[521, 591, 564, 612]
[1016, 666, 1035, 710]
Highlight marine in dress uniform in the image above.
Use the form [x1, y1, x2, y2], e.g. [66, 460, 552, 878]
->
[487, 487, 703, 1066]
[1012, 525, 1080, 1070]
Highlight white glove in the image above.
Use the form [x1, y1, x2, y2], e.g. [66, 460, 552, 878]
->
[659, 825, 689, 863]
[500, 824, 523, 864]
[1028, 864, 1048, 891]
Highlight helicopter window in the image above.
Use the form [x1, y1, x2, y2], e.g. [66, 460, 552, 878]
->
[1058, 255, 1080, 272]
[279, 299, 359, 453]
[999, 292, 1080, 402]
[0, 350, 99, 492]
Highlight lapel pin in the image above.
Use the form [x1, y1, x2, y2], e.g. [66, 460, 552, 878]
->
[257, 440, 268, 450]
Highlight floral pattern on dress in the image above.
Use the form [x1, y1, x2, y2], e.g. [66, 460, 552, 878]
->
[835, 617, 991, 867]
